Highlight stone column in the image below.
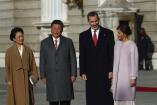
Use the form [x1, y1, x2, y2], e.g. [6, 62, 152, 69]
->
[98, 11, 119, 39]
[41, 0, 68, 23]
[156, 0, 157, 22]
[37, 0, 69, 40]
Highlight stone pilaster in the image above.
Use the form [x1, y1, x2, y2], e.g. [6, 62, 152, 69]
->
[41, 0, 68, 23]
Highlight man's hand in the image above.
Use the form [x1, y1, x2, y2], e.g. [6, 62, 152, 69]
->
[7, 81, 12, 86]
[71, 76, 76, 83]
[130, 79, 136, 87]
[108, 72, 113, 80]
[41, 78, 47, 84]
[81, 74, 87, 80]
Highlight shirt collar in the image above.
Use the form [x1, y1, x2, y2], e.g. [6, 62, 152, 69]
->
[52, 36, 60, 41]
[91, 27, 100, 32]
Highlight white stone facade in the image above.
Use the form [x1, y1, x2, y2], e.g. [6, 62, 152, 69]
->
[41, 0, 68, 22]
[0, 0, 157, 69]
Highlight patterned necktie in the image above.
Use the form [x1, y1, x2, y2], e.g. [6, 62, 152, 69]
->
[93, 30, 97, 46]
[54, 39, 58, 49]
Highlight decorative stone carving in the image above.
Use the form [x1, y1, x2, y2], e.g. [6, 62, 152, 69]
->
[98, 0, 131, 8]
[97, 0, 139, 40]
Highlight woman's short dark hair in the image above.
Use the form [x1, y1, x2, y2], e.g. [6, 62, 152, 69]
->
[10, 27, 24, 41]
[51, 20, 64, 32]
[87, 11, 99, 21]
[117, 25, 132, 36]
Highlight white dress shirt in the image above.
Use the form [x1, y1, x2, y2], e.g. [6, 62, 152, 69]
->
[91, 28, 100, 39]
[18, 45, 23, 57]
[52, 36, 60, 48]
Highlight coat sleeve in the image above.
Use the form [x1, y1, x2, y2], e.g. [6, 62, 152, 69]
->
[39, 41, 46, 79]
[30, 50, 39, 82]
[79, 33, 86, 76]
[5, 50, 15, 105]
[5, 51, 10, 82]
[69, 39, 77, 77]
[108, 30, 115, 72]
[130, 43, 138, 78]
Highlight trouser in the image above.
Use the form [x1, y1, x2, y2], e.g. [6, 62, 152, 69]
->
[49, 101, 70, 105]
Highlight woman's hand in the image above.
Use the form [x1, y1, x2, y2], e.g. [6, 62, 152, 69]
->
[130, 79, 136, 87]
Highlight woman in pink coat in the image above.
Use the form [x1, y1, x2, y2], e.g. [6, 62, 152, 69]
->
[111, 25, 138, 105]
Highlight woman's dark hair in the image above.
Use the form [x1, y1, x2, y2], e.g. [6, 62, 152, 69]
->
[117, 25, 132, 36]
[51, 20, 64, 32]
[87, 11, 99, 21]
[10, 27, 24, 41]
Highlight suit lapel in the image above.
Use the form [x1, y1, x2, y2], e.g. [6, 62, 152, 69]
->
[97, 26, 105, 47]
[49, 35, 63, 52]
[56, 36, 63, 52]
[88, 26, 106, 48]
[87, 28, 95, 47]
[49, 35, 56, 49]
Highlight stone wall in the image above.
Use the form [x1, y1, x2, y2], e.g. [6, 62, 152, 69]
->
[134, 0, 157, 50]
[0, 0, 41, 90]
[133, 0, 157, 68]
[0, 0, 14, 52]
[0, 0, 157, 67]
[0, 0, 41, 52]
[67, 0, 97, 51]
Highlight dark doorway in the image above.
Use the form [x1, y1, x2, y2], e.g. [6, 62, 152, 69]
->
[119, 20, 129, 26]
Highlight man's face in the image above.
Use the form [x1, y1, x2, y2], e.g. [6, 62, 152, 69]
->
[51, 24, 62, 38]
[88, 15, 99, 30]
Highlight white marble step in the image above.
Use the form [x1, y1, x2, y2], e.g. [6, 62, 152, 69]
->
[0, 35, 40, 43]
[0, 10, 14, 19]
[0, 26, 40, 36]
[0, 1, 13, 10]
[14, 0, 40, 10]
[15, 17, 40, 27]
[67, 24, 89, 34]
[15, 9, 40, 18]
[0, 18, 14, 27]
[133, 0, 153, 3]
[134, 1, 155, 12]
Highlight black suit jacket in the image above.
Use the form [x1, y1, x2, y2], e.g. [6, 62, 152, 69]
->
[79, 26, 115, 76]
[79, 26, 115, 105]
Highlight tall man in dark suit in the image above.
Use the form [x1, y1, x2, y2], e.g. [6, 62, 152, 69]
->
[40, 20, 77, 105]
[79, 11, 115, 105]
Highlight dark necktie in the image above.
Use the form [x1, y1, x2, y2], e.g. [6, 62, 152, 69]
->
[54, 40, 58, 49]
[93, 30, 97, 46]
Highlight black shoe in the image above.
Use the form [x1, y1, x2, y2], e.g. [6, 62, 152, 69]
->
[145, 68, 150, 70]
[139, 67, 144, 70]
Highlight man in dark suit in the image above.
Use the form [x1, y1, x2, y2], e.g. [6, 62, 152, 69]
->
[79, 11, 115, 105]
[40, 20, 77, 105]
